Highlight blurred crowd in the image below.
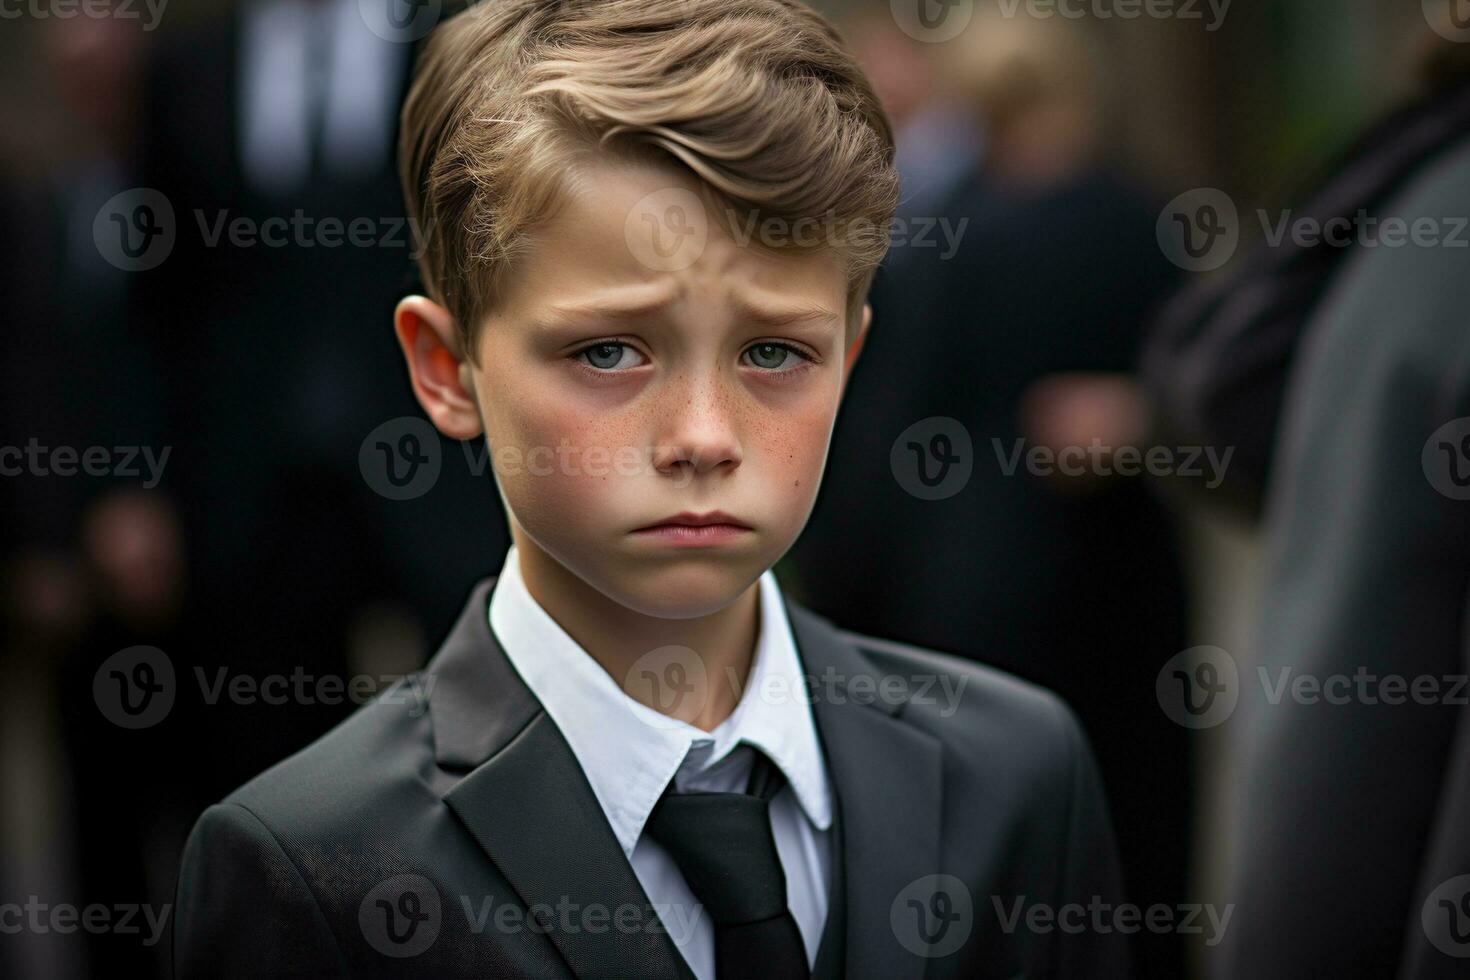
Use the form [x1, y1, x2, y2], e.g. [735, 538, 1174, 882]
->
[3, 2, 1470, 978]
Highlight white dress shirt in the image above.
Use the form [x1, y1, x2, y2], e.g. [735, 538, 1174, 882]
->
[488, 547, 833, 979]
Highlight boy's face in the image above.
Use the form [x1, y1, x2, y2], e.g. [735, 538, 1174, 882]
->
[397, 158, 868, 618]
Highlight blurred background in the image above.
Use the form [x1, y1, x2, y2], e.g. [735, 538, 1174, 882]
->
[3, 1, 1468, 978]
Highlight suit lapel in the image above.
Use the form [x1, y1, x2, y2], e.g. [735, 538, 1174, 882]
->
[424, 578, 944, 980]
[428, 579, 692, 980]
[786, 600, 945, 980]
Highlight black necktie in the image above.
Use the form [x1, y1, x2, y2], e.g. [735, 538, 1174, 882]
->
[644, 750, 810, 979]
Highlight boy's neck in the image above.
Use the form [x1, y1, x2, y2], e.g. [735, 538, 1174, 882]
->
[511, 537, 760, 732]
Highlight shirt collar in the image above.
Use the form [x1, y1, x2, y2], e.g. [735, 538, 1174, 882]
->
[487, 546, 832, 858]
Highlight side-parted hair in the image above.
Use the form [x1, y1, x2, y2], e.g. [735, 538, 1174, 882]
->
[399, 0, 899, 355]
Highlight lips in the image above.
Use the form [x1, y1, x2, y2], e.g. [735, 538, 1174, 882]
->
[633, 510, 751, 531]
[630, 511, 753, 544]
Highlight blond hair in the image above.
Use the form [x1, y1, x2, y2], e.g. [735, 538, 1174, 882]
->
[399, 0, 898, 354]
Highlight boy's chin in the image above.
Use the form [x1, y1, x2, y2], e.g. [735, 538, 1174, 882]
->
[600, 561, 763, 621]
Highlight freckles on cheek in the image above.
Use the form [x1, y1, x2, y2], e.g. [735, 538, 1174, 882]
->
[756, 395, 838, 489]
[500, 393, 648, 517]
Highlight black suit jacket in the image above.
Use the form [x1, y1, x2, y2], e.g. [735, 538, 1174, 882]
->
[173, 579, 1129, 979]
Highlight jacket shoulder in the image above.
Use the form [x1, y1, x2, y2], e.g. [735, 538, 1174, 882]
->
[216, 675, 438, 841]
[832, 627, 1095, 798]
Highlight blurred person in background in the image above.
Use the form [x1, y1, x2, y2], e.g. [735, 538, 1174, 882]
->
[132, 0, 503, 788]
[0, 10, 181, 978]
[843, 7, 985, 223]
[790, 8, 1190, 977]
[1144, 23, 1470, 980]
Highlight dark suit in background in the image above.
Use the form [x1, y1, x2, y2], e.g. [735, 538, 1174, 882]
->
[789, 167, 1190, 978]
[1215, 133, 1470, 980]
[134, 0, 504, 794]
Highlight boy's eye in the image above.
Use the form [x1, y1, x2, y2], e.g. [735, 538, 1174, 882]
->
[579, 342, 646, 371]
[743, 342, 806, 371]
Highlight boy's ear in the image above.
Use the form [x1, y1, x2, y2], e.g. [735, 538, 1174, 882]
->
[841, 303, 872, 384]
[393, 295, 484, 440]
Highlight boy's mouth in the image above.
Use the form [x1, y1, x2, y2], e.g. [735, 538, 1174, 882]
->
[630, 511, 753, 545]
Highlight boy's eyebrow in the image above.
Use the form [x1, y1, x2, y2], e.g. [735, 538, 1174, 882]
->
[533, 288, 841, 331]
[729, 294, 841, 331]
[535, 284, 680, 329]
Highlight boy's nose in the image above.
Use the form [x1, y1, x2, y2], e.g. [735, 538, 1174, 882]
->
[651, 374, 743, 478]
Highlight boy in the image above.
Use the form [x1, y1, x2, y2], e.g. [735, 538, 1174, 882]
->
[174, 2, 1129, 977]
